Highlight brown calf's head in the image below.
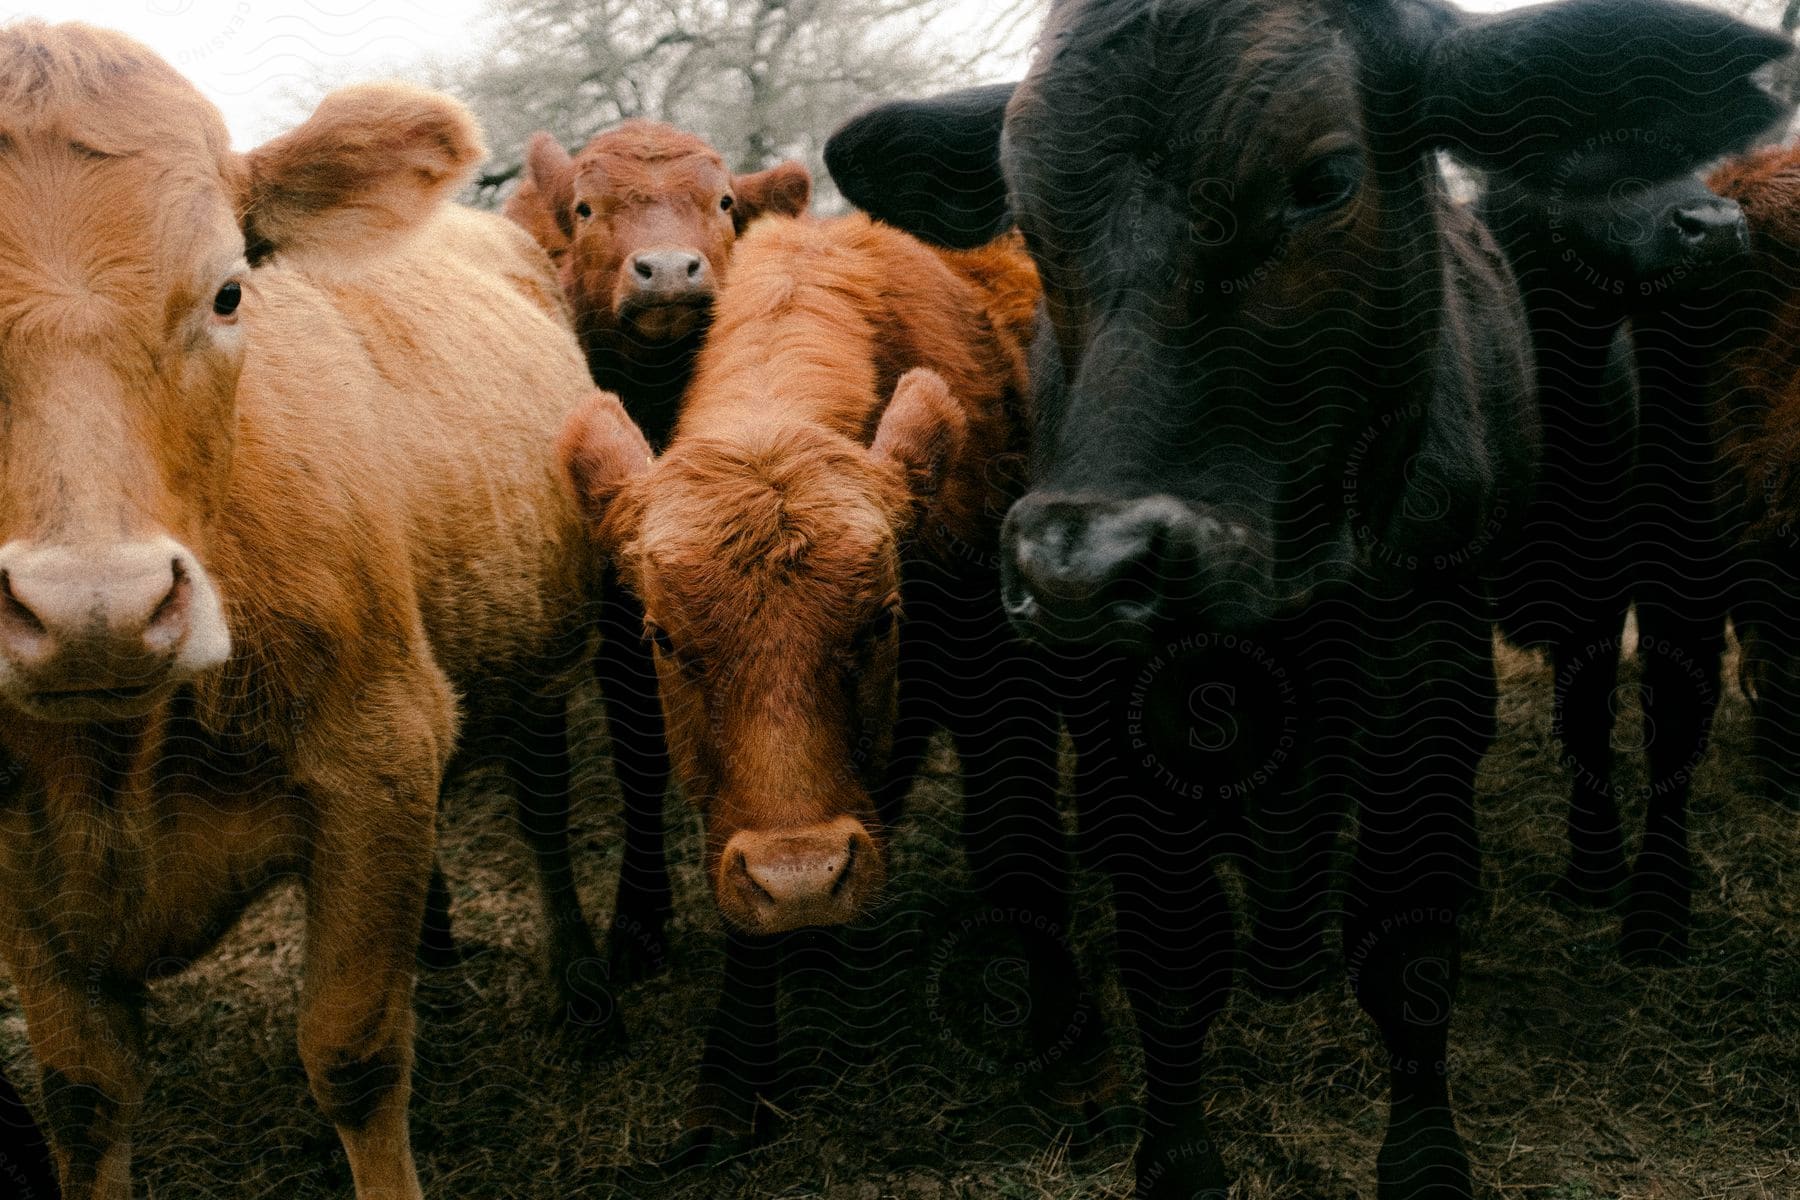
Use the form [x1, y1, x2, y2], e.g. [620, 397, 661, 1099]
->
[562, 371, 964, 933]
[0, 21, 483, 721]
[519, 122, 811, 347]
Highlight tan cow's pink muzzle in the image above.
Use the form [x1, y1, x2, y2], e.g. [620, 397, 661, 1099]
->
[718, 816, 884, 934]
[0, 538, 232, 721]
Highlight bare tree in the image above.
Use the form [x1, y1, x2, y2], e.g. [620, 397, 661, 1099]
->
[442, 0, 1042, 207]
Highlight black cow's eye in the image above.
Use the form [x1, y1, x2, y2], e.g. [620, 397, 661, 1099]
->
[575, 201, 593, 220]
[1290, 152, 1363, 219]
[212, 281, 242, 318]
[720, 194, 734, 212]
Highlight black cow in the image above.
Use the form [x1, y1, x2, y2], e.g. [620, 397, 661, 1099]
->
[0, 1064, 58, 1199]
[826, 0, 1788, 1196]
[1483, 170, 1751, 962]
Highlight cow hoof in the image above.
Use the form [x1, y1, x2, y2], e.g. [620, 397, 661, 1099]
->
[551, 958, 627, 1048]
[606, 919, 670, 986]
[1377, 1104, 1471, 1200]
[1620, 906, 1691, 966]
[1132, 1129, 1230, 1200]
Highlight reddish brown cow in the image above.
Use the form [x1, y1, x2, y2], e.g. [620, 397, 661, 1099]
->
[0, 23, 607, 1199]
[505, 121, 812, 983]
[561, 215, 1113, 1156]
[509, 121, 811, 447]
[1700, 146, 1800, 809]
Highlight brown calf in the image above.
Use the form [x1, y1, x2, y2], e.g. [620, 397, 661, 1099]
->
[1701, 146, 1800, 809]
[562, 215, 1113, 1156]
[0, 23, 605, 1199]
[506, 120, 811, 983]
[509, 121, 811, 447]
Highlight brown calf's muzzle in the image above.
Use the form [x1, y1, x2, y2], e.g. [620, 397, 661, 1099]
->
[0, 537, 231, 720]
[616, 245, 716, 342]
[716, 815, 884, 935]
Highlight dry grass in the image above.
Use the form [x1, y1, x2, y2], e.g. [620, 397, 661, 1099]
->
[2, 638, 1796, 1199]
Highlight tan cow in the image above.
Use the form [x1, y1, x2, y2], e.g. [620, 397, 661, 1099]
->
[0, 22, 606, 1200]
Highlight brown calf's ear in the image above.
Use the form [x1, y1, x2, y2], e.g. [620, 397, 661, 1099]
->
[870, 369, 966, 505]
[241, 83, 484, 267]
[732, 160, 812, 230]
[560, 390, 655, 534]
[524, 131, 578, 241]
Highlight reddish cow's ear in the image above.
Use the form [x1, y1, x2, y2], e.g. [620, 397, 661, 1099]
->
[732, 160, 812, 230]
[870, 369, 966, 506]
[560, 391, 654, 536]
[241, 83, 484, 267]
[525, 131, 578, 241]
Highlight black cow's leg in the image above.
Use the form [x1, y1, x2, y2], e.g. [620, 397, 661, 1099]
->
[595, 588, 674, 984]
[945, 617, 1119, 1128]
[676, 931, 782, 1166]
[416, 858, 458, 971]
[1551, 610, 1631, 906]
[1346, 588, 1486, 1200]
[1070, 680, 1234, 1200]
[0, 1063, 60, 1200]
[1243, 722, 1339, 999]
[505, 686, 616, 1038]
[1620, 601, 1722, 964]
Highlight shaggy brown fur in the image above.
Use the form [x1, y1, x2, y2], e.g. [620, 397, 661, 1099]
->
[562, 213, 1040, 926]
[1703, 146, 1800, 806]
[0, 22, 602, 1200]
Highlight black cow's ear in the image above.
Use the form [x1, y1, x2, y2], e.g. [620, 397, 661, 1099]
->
[825, 83, 1017, 250]
[1387, 0, 1793, 188]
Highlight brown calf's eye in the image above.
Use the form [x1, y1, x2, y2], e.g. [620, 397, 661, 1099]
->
[212, 281, 242, 318]
[720, 195, 734, 212]
[575, 201, 593, 220]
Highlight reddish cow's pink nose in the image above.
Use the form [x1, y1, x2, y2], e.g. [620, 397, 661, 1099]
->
[0, 539, 232, 719]
[718, 816, 883, 934]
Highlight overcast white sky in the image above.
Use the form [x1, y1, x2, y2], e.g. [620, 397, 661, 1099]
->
[0, 0, 1563, 148]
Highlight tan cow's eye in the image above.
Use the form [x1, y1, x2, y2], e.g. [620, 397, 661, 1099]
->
[574, 201, 593, 220]
[719, 194, 733, 212]
[212, 281, 242, 320]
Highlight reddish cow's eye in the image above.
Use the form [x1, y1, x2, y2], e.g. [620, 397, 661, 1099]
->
[720, 194, 733, 212]
[575, 201, 593, 220]
[212, 281, 242, 319]
[646, 624, 674, 657]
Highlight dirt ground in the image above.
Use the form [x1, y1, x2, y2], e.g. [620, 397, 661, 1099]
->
[2, 635, 1796, 1200]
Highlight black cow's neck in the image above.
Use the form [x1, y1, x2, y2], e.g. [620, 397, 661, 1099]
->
[583, 329, 706, 454]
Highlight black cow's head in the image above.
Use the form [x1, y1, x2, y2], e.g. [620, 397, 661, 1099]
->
[828, 0, 1789, 652]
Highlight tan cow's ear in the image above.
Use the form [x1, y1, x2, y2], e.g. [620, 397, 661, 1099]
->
[561, 391, 654, 538]
[524, 131, 578, 241]
[871, 369, 966, 505]
[240, 83, 484, 267]
[732, 160, 812, 230]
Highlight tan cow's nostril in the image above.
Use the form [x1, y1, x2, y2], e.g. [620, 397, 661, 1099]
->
[143, 558, 191, 654]
[0, 570, 46, 635]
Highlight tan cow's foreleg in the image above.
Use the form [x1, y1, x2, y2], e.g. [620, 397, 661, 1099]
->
[12, 966, 145, 1200]
[294, 669, 450, 1200]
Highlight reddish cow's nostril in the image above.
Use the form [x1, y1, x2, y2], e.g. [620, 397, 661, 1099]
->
[686, 256, 703, 279]
[634, 256, 655, 281]
[830, 835, 856, 898]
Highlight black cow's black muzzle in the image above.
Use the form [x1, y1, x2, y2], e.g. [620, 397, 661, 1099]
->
[1660, 194, 1748, 271]
[1001, 492, 1274, 651]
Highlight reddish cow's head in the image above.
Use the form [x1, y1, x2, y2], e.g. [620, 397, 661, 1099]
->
[561, 373, 964, 933]
[515, 122, 811, 348]
[0, 21, 484, 721]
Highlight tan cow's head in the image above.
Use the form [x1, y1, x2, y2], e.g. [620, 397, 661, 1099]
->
[0, 22, 484, 721]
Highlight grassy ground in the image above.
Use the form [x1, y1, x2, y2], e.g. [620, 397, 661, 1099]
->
[2, 636, 1796, 1199]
